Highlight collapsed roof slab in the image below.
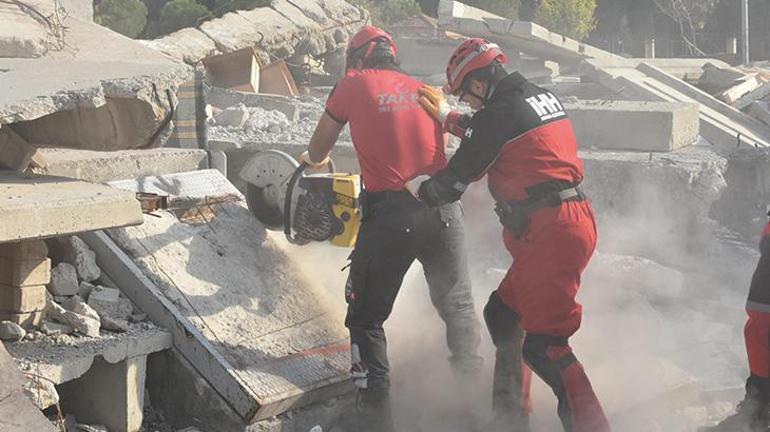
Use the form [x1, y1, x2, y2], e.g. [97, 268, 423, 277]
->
[581, 59, 770, 152]
[436, 0, 620, 67]
[0, 173, 143, 243]
[90, 202, 351, 424]
[149, 0, 366, 66]
[0, 0, 191, 151]
[39, 148, 208, 183]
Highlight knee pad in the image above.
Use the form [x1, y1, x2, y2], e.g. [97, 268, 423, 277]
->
[483, 291, 522, 346]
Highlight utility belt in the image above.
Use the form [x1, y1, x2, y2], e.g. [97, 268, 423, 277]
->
[495, 181, 586, 236]
[359, 189, 419, 221]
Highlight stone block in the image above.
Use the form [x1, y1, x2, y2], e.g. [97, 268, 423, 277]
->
[60, 236, 100, 282]
[47, 301, 99, 337]
[0, 240, 48, 260]
[78, 281, 96, 300]
[0, 311, 44, 329]
[0, 256, 50, 287]
[59, 356, 147, 432]
[747, 101, 770, 127]
[40, 320, 73, 335]
[0, 284, 47, 313]
[566, 100, 700, 152]
[87, 286, 120, 316]
[62, 296, 100, 322]
[0, 321, 26, 341]
[48, 262, 79, 296]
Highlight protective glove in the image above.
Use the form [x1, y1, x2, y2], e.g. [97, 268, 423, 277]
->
[299, 150, 330, 168]
[418, 85, 452, 124]
[405, 174, 431, 200]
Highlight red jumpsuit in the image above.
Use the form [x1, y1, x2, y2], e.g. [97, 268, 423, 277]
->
[418, 72, 610, 432]
[744, 221, 770, 399]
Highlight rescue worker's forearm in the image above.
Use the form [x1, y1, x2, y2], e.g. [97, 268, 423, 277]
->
[307, 113, 344, 164]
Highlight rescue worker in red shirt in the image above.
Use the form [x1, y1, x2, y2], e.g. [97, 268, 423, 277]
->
[301, 26, 483, 432]
[406, 38, 611, 432]
[701, 219, 770, 431]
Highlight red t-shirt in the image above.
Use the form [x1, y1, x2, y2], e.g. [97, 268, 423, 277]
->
[325, 69, 447, 192]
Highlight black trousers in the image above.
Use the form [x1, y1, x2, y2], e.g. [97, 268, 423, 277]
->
[344, 194, 482, 428]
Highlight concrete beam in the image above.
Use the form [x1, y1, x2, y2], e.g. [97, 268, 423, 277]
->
[59, 356, 147, 432]
[0, 173, 142, 243]
[437, 0, 620, 67]
[39, 148, 208, 183]
[566, 100, 700, 152]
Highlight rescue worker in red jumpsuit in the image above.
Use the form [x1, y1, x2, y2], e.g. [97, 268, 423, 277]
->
[406, 38, 611, 432]
[701, 219, 770, 431]
[302, 26, 483, 432]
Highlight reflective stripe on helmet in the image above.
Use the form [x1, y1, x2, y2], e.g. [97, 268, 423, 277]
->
[449, 43, 501, 85]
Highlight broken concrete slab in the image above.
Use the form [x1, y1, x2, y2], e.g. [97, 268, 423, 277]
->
[718, 75, 761, 105]
[581, 59, 770, 152]
[62, 296, 101, 323]
[698, 62, 750, 94]
[87, 201, 351, 423]
[0, 0, 191, 150]
[0, 173, 143, 243]
[0, 239, 48, 260]
[734, 82, 770, 111]
[49, 262, 79, 296]
[437, 0, 620, 68]
[215, 103, 250, 128]
[566, 99, 700, 152]
[7, 325, 171, 386]
[108, 169, 243, 208]
[581, 146, 727, 263]
[0, 341, 59, 432]
[40, 320, 73, 336]
[143, 28, 219, 65]
[40, 148, 208, 183]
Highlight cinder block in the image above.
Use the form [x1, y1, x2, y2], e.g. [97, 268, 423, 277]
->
[0, 310, 44, 329]
[0, 284, 47, 313]
[0, 240, 48, 260]
[0, 257, 51, 286]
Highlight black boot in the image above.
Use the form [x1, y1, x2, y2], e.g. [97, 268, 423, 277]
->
[700, 375, 770, 432]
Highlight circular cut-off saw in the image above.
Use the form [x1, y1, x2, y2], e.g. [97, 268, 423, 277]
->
[239, 150, 362, 248]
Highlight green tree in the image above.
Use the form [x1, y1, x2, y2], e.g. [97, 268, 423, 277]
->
[207, 0, 271, 17]
[348, 0, 422, 26]
[535, 0, 597, 40]
[461, 0, 518, 19]
[157, 0, 213, 35]
[94, 0, 148, 38]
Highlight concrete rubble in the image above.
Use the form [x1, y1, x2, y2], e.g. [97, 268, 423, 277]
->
[0, 0, 191, 152]
[147, 0, 367, 70]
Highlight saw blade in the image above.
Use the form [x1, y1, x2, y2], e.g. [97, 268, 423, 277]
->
[239, 150, 300, 230]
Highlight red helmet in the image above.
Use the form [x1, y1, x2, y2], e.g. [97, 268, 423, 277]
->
[347, 26, 397, 69]
[444, 38, 508, 95]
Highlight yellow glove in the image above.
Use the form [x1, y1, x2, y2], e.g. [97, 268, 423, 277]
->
[299, 150, 330, 168]
[418, 85, 452, 124]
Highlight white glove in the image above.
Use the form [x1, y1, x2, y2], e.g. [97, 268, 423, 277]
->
[405, 175, 431, 199]
[299, 150, 330, 168]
